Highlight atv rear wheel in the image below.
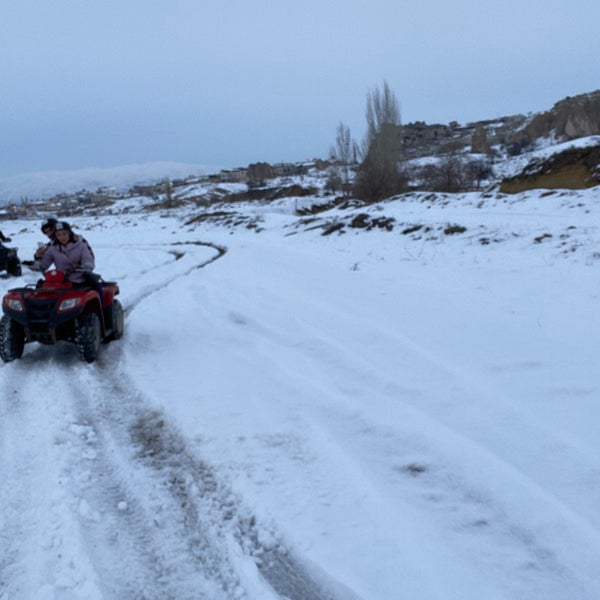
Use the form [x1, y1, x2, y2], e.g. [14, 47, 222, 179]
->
[110, 299, 124, 340]
[0, 315, 25, 362]
[76, 313, 101, 363]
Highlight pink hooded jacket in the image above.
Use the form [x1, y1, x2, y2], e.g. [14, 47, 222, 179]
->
[36, 235, 95, 283]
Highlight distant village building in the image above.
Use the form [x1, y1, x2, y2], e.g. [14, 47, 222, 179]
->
[96, 186, 119, 197]
[214, 168, 248, 183]
[401, 121, 454, 151]
[247, 162, 275, 182]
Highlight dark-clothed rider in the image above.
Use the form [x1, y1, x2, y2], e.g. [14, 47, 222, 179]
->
[34, 217, 58, 260]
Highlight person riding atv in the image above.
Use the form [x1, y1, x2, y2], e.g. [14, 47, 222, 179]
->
[1, 220, 123, 363]
[33, 221, 95, 284]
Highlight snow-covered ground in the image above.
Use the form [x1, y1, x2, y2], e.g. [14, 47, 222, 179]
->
[0, 183, 599, 599]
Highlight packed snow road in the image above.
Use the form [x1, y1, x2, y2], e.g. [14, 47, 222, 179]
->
[1, 199, 600, 600]
[0, 357, 347, 599]
[0, 228, 354, 599]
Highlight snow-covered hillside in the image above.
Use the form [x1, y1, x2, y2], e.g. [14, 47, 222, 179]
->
[2, 134, 599, 209]
[0, 177, 599, 599]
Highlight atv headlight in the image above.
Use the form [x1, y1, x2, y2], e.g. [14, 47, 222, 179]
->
[58, 297, 81, 312]
[5, 297, 24, 312]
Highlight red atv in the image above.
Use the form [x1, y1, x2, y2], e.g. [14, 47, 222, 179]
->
[0, 269, 124, 363]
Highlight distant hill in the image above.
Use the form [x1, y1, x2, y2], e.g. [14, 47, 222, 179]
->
[0, 162, 220, 205]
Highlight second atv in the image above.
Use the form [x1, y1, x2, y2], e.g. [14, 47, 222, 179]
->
[0, 269, 123, 363]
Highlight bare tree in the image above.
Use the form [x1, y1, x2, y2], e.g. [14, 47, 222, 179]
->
[421, 154, 486, 193]
[362, 80, 401, 154]
[329, 121, 355, 196]
[354, 81, 406, 202]
[467, 158, 493, 189]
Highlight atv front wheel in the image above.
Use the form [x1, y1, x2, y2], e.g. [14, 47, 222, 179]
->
[0, 315, 25, 362]
[76, 313, 101, 363]
[110, 299, 124, 341]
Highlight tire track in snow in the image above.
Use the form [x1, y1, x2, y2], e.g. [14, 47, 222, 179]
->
[120, 240, 226, 318]
[63, 364, 357, 600]
[60, 380, 238, 599]
[35, 241, 358, 599]
[0, 366, 41, 599]
[0, 361, 106, 599]
[41, 241, 249, 599]
[314, 405, 600, 600]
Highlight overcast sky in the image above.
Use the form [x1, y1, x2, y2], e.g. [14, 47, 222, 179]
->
[1, 0, 598, 178]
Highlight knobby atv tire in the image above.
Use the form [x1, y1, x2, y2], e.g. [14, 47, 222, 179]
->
[0, 315, 25, 362]
[110, 299, 124, 341]
[76, 312, 101, 363]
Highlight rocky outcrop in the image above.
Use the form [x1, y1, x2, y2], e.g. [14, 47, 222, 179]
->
[499, 141, 600, 193]
[512, 90, 600, 146]
[471, 123, 491, 154]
